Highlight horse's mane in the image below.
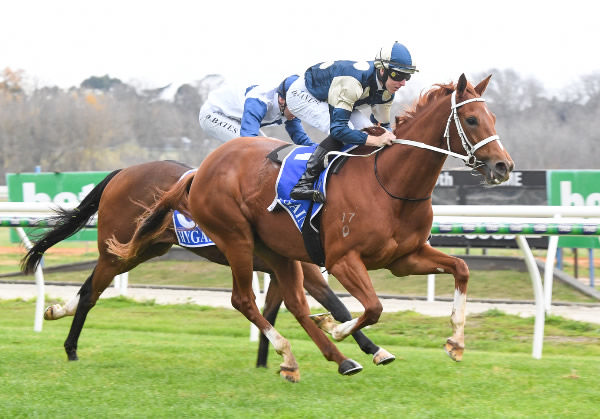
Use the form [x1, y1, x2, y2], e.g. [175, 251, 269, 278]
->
[395, 82, 477, 127]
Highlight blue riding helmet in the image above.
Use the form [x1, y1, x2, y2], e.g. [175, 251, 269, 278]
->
[276, 74, 299, 99]
[375, 42, 418, 74]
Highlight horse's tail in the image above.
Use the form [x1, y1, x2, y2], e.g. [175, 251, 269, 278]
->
[20, 169, 123, 274]
[106, 171, 195, 260]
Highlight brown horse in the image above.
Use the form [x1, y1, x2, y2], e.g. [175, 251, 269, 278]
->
[20, 160, 393, 368]
[109, 74, 514, 381]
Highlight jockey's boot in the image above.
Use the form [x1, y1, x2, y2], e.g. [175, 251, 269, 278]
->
[290, 144, 329, 203]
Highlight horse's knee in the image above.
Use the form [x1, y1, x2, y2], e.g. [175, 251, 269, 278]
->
[230, 295, 242, 312]
[453, 258, 470, 291]
[363, 301, 383, 325]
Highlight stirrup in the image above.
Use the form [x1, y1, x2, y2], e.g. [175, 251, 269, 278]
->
[291, 189, 325, 203]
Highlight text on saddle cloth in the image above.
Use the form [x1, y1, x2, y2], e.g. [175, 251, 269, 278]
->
[171, 168, 217, 248]
[173, 210, 216, 248]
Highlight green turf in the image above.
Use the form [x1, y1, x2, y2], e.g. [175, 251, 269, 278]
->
[1, 299, 599, 417]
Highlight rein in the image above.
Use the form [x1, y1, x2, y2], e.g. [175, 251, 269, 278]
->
[373, 150, 431, 201]
[322, 90, 502, 200]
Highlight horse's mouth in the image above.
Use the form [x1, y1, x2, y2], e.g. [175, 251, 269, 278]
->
[478, 160, 513, 185]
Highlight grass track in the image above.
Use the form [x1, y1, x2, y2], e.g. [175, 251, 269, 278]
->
[1, 299, 599, 418]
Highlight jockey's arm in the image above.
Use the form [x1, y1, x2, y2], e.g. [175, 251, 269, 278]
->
[284, 118, 316, 146]
[328, 78, 395, 146]
[327, 77, 369, 144]
[240, 98, 267, 137]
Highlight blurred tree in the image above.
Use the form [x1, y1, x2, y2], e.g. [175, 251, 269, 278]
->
[0, 67, 25, 94]
[1, 68, 599, 180]
[80, 74, 123, 91]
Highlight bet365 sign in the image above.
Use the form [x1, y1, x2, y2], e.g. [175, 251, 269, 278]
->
[6, 171, 110, 242]
[547, 170, 600, 248]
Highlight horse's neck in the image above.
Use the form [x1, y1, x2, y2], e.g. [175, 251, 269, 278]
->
[383, 100, 451, 199]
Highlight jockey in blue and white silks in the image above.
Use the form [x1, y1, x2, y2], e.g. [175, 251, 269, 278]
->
[198, 75, 315, 146]
[287, 42, 418, 203]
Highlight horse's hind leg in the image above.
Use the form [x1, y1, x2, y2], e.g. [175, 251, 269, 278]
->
[62, 269, 97, 360]
[256, 276, 283, 368]
[301, 263, 395, 366]
[62, 257, 123, 361]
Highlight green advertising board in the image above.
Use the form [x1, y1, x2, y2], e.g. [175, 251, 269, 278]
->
[6, 171, 110, 242]
[546, 170, 600, 249]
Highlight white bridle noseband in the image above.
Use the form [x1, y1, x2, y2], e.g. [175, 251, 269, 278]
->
[393, 90, 502, 166]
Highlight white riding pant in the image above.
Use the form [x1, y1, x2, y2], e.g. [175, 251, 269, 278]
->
[285, 76, 372, 135]
[198, 103, 265, 143]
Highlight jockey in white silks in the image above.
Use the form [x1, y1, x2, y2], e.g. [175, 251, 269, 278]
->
[198, 75, 315, 146]
[286, 42, 418, 203]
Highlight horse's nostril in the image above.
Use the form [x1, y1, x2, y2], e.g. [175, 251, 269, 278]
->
[495, 162, 508, 177]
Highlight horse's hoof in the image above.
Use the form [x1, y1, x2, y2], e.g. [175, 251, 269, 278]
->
[44, 305, 55, 320]
[65, 347, 79, 361]
[338, 359, 363, 376]
[278, 366, 300, 383]
[373, 347, 396, 366]
[444, 338, 464, 362]
[309, 312, 336, 334]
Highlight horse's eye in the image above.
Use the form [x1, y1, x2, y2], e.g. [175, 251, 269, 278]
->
[465, 116, 477, 125]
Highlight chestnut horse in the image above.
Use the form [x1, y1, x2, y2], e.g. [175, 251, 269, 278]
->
[109, 75, 514, 382]
[20, 160, 393, 368]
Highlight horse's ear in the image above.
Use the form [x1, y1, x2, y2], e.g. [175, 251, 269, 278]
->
[474, 75, 492, 96]
[457, 74, 467, 96]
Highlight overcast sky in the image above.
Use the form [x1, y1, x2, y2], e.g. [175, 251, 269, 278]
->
[3, 0, 599, 96]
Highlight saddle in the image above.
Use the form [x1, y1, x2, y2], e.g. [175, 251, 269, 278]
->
[266, 144, 350, 266]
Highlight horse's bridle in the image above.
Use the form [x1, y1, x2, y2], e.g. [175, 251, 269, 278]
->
[393, 90, 502, 167]
[323, 89, 503, 200]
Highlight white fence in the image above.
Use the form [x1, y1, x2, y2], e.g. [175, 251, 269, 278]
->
[1, 203, 599, 359]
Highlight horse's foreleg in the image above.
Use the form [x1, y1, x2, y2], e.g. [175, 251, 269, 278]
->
[300, 262, 395, 365]
[257, 249, 362, 376]
[256, 275, 283, 368]
[389, 244, 470, 361]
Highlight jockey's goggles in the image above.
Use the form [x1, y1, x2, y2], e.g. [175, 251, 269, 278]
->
[388, 69, 411, 82]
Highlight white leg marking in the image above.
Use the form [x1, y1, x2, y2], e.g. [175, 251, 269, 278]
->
[332, 318, 358, 341]
[47, 294, 80, 319]
[64, 294, 81, 316]
[451, 289, 467, 344]
[264, 326, 286, 354]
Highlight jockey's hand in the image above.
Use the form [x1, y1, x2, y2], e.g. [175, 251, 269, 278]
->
[365, 130, 395, 147]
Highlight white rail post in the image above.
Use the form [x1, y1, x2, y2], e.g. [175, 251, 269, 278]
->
[263, 273, 271, 299]
[113, 272, 129, 296]
[544, 236, 559, 314]
[118, 272, 129, 296]
[427, 274, 435, 302]
[250, 271, 260, 341]
[16, 227, 45, 332]
[516, 236, 545, 359]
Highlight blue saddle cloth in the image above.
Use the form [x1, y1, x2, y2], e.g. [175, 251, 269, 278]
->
[172, 210, 215, 247]
[170, 169, 216, 248]
[268, 144, 356, 232]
